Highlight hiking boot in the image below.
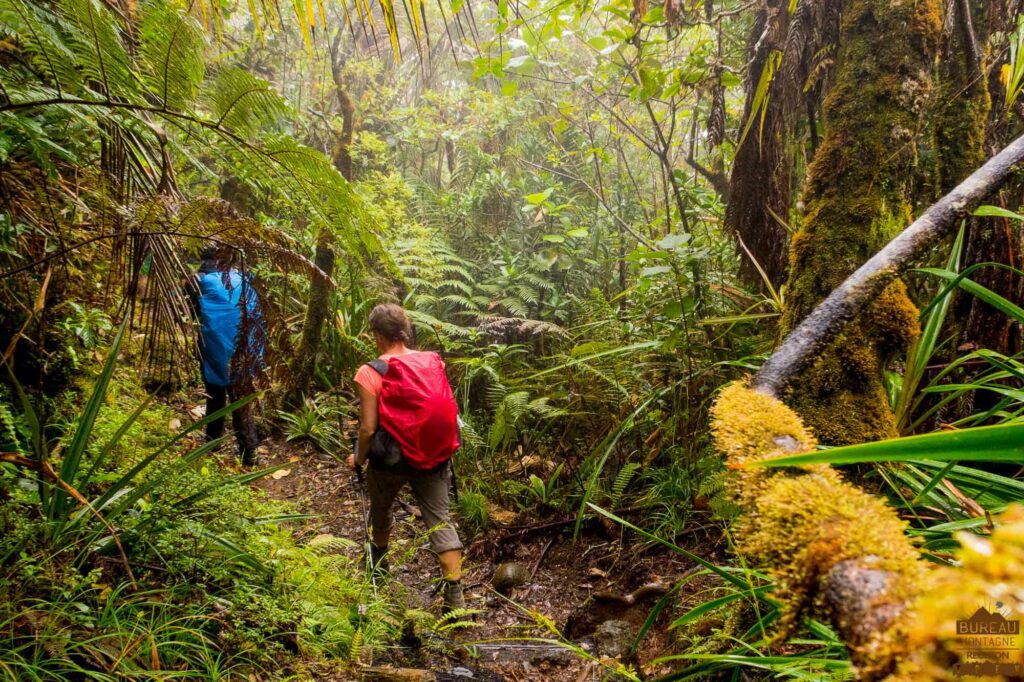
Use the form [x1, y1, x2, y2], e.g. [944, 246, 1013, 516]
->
[240, 447, 258, 467]
[440, 579, 465, 616]
[369, 543, 390, 579]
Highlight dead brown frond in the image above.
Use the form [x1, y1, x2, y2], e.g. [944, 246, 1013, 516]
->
[477, 316, 569, 343]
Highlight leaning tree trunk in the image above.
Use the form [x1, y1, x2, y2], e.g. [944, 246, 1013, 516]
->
[780, 0, 941, 444]
[285, 38, 355, 408]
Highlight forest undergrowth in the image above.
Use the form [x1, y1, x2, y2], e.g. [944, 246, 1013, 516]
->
[3, 0, 1024, 679]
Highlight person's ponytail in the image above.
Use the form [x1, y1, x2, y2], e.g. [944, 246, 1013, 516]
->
[368, 303, 413, 344]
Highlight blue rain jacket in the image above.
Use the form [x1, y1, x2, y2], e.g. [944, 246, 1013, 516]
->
[196, 270, 262, 386]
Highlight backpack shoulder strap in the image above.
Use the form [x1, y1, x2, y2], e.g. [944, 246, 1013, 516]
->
[367, 359, 389, 376]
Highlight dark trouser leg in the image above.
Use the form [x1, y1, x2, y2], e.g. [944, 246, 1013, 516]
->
[205, 383, 227, 442]
[229, 383, 260, 463]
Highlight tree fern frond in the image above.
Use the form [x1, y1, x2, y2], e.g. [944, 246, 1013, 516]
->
[440, 294, 481, 311]
[483, 382, 509, 409]
[526, 397, 566, 419]
[457, 418, 485, 449]
[201, 65, 288, 136]
[137, 0, 206, 111]
[438, 279, 474, 295]
[436, 262, 474, 280]
[491, 297, 528, 317]
[63, 0, 135, 97]
[405, 309, 473, 338]
[522, 272, 556, 292]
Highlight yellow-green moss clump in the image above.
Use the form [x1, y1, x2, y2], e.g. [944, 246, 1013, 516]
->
[781, 0, 941, 444]
[889, 506, 1024, 682]
[712, 383, 929, 678]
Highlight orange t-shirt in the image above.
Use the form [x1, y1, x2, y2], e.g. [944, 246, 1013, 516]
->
[353, 358, 388, 397]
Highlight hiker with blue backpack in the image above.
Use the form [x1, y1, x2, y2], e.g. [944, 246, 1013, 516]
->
[191, 245, 263, 467]
[346, 303, 465, 612]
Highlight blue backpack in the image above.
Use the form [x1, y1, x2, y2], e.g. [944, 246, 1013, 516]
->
[196, 270, 262, 386]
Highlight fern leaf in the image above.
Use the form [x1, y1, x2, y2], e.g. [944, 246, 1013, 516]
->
[137, 0, 206, 110]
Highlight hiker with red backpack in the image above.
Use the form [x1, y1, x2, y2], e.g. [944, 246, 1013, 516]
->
[345, 303, 465, 612]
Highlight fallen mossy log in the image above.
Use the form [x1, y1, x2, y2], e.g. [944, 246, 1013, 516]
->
[712, 384, 925, 678]
[712, 384, 1024, 679]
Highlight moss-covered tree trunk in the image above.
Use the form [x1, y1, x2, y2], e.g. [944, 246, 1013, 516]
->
[781, 0, 941, 444]
[285, 34, 355, 408]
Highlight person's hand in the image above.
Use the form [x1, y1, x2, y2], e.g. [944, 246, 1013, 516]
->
[346, 453, 357, 469]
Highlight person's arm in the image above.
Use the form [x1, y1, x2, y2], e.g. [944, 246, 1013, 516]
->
[355, 383, 379, 466]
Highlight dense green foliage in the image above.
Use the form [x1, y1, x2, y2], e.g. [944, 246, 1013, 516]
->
[2, 0, 1024, 679]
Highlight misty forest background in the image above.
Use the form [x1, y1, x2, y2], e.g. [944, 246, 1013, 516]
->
[2, 0, 1024, 679]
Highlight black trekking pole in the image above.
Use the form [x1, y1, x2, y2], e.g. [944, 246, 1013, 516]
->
[351, 432, 365, 485]
[350, 432, 371, 575]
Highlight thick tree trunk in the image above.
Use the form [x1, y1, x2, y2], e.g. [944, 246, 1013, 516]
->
[723, 0, 793, 289]
[779, 0, 941, 444]
[957, 0, 1024, 359]
[724, 0, 843, 291]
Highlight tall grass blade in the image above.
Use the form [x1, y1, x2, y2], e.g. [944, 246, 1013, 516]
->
[753, 423, 1024, 467]
[895, 225, 963, 430]
[51, 319, 128, 525]
[918, 266, 1024, 324]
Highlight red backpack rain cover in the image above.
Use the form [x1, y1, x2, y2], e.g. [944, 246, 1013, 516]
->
[376, 351, 460, 470]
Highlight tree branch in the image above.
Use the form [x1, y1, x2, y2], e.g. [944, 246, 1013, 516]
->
[753, 133, 1024, 397]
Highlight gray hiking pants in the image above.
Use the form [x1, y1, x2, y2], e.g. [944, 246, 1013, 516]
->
[366, 464, 463, 554]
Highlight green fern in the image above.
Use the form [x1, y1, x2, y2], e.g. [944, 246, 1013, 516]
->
[306, 534, 358, 555]
[0, 399, 27, 453]
[609, 462, 641, 507]
[432, 607, 481, 633]
[347, 627, 364, 663]
[699, 471, 741, 520]
[137, 0, 206, 110]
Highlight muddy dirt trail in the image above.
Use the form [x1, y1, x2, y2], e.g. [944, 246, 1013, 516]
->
[250, 439, 718, 681]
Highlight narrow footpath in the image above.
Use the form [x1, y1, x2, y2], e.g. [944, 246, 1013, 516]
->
[250, 438, 714, 681]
